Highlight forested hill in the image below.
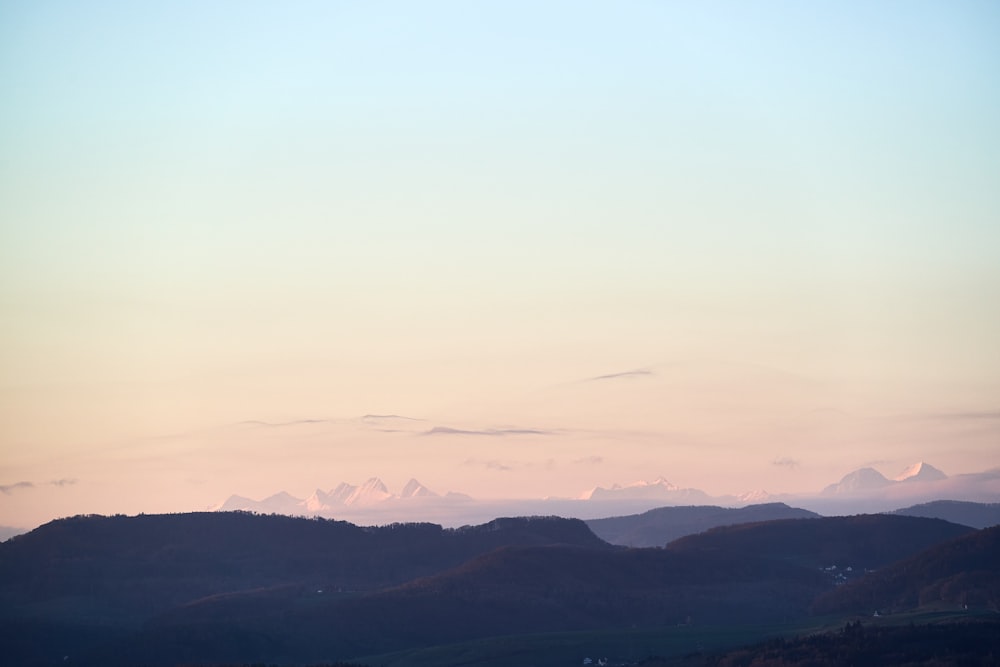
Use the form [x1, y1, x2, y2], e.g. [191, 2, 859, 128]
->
[94, 543, 834, 665]
[665, 514, 974, 570]
[0, 511, 989, 666]
[813, 524, 1000, 615]
[0, 512, 610, 611]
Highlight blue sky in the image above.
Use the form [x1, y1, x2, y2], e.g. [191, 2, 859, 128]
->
[1, 1, 998, 526]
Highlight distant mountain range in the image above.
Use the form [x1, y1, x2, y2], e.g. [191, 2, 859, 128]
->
[582, 476, 715, 503]
[801, 463, 1000, 515]
[212, 477, 473, 516]
[209, 462, 1000, 525]
[820, 461, 948, 494]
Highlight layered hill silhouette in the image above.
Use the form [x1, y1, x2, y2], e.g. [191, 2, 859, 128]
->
[891, 499, 1000, 529]
[0, 510, 990, 666]
[813, 524, 1000, 615]
[665, 514, 974, 570]
[0, 512, 607, 606]
[586, 502, 819, 547]
[98, 544, 832, 665]
[0, 512, 607, 665]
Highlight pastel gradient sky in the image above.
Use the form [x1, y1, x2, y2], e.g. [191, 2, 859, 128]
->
[2, 1, 999, 528]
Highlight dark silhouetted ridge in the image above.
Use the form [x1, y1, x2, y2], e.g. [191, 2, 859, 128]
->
[666, 514, 974, 570]
[813, 524, 1000, 614]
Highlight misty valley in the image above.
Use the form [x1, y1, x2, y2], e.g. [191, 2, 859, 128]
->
[1, 501, 998, 666]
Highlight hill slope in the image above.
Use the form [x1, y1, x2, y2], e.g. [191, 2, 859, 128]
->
[665, 514, 974, 571]
[1, 511, 985, 667]
[103, 544, 831, 665]
[812, 525, 1000, 615]
[0, 512, 609, 666]
[891, 500, 1000, 529]
[87, 515, 975, 665]
[0, 512, 608, 605]
[654, 618, 1000, 667]
[586, 503, 819, 547]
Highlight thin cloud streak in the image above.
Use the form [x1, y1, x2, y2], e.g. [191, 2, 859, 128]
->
[0, 482, 33, 495]
[0, 479, 77, 494]
[772, 457, 800, 470]
[239, 419, 333, 428]
[928, 411, 1000, 421]
[422, 427, 553, 437]
[586, 369, 654, 382]
[240, 415, 427, 429]
[463, 458, 517, 472]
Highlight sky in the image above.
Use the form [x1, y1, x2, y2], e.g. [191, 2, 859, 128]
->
[1, 1, 999, 529]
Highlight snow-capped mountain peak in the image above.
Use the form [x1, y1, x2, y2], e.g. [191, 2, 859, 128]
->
[822, 467, 892, 495]
[894, 461, 947, 483]
[737, 489, 772, 503]
[401, 478, 438, 498]
[617, 477, 678, 491]
[211, 494, 257, 512]
[327, 482, 358, 504]
[345, 477, 392, 505]
[302, 489, 331, 512]
[647, 476, 678, 490]
[585, 477, 711, 503]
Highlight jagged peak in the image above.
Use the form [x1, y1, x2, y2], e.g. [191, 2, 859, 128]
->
[345, 477, 392, 505]
[894, 461, 947, 482]
[401, 478, 437, 498]
[359, 477, 388, 492]
[738, 489, 772, 503]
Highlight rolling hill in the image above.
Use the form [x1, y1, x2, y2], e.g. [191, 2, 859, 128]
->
[890, 499, 1000, 529]
[0, 512, 609, 666]
[812, 524, 1000, 615]
[95, 543, 832, 665]
[0, 510, 987, 666]
[586, 502, 819, 547]
[664, 514, 975, 571]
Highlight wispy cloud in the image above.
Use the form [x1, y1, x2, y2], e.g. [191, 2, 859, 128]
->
[361, 414, 423, 422]
[926, 411, 1000, 421]
[772, 457, 800, 470]
[423, 426, 553, 437]
[239, 415, 426, 430]
[574, 456, 604, 465]
[586, 369, 654, 382]
[361, 414, 425, 432]
[463, 458, 518, 472]
[0, 481, 33, 495]
[0, 479, 77, 494]
[239, 419, 333, 428]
